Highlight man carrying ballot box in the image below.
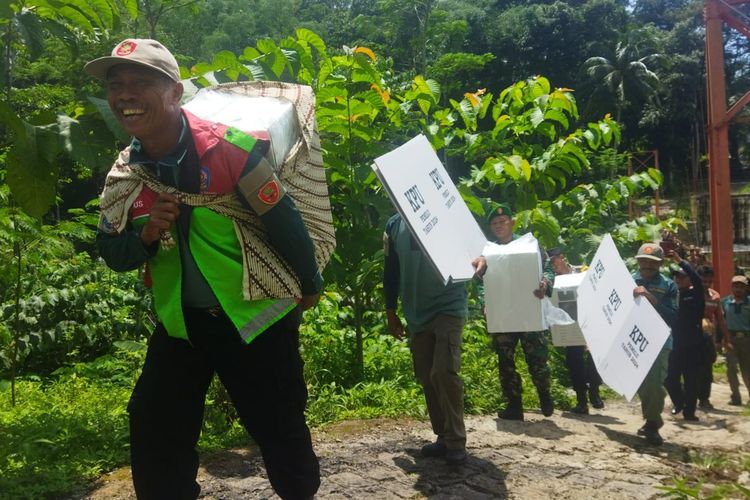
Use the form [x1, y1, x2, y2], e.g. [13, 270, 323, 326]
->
[632, 243, 677, 446]
[88, 39, 324, 499]
[483, 204, 555, 421]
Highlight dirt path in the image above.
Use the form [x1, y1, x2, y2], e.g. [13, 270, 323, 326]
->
[83, 381, 749, 499]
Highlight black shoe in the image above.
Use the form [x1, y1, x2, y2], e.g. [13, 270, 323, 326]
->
[729, 396, 743, 406]
[498, 404, 524, 421]
[571, 402, 589, 415]
[539, 393, 554, 417]
[589, 388, 604, 409]
[645, 429, 664, 446]
[670, 404, 684, 415]
[445, 448, 467, 465]
[698, 400, 714, 410]
[637, 423, 647, 436]
[683, 413, 699, 422]
[641, 421, 663, 446]
[420, 441, 446, 457]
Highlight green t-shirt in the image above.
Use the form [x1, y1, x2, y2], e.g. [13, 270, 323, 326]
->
[383, 214, 468, 333]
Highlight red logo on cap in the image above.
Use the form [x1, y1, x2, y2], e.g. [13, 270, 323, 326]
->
[115, 41, 137, 56]
[644, 246, 653, 254]
[258, 180, 281, 205]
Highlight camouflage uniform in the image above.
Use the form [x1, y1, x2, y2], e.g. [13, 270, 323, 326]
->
[489, 233, 555, 407]
[491, 330, 551, 401]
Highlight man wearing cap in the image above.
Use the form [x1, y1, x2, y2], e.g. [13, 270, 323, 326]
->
[664, 250, 704, 421]
[383, 213, 469, 465]
[86, 39, 322, 499]
[632, 242, 678, 445]
[721, 275, 750, 405]
[483, 203, 555, 421]
[548, 248, 603, 414]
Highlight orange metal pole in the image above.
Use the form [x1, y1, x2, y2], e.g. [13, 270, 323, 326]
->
[705, 0, 736, 294]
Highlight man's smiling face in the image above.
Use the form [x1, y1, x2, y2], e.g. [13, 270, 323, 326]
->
[106, 64, 181, 140]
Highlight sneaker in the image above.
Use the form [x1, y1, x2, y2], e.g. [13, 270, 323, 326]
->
[420, 441, 446, 458]
[637, 423, 647, 437]
[445, 448, 467, 465]
[588, 388, 604, 409]
[539, 393, 555, 417]
[498, 405, 524, 421]
[571, 402, 589, 415]
[683, 413, 699, 422]
[698, 400, 714, 410]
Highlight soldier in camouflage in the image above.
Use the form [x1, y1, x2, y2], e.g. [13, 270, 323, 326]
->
[480, 204, 555, 421]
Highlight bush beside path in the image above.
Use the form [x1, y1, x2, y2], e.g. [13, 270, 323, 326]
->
[79, 380, 750, 499]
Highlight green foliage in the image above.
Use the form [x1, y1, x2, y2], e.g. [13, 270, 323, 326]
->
[0, 0, 136, 216]
[0, 375, 132, 499]
[0, 19, 702, 497]
[0, 201, 151, 380]
[1, 252, 150, 375]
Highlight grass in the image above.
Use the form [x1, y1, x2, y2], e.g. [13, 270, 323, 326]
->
[657, 452, 750, 499]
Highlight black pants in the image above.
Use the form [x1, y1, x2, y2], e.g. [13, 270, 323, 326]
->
[128, 307, 319, 500]
[696, 335, 717, 402]
[665, 341, 701, 416]
[564, 346, 601, 395]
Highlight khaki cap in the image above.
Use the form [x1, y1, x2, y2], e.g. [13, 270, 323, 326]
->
[85, 39, 180, 82]
[731, 275, 749, 285]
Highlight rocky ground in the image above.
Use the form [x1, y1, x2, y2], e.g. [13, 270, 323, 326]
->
[81, 381, 750, 499]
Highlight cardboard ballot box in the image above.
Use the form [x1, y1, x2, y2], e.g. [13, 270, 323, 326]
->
[484, 234, 544, 333]
[550, 272, 587, 347]
[184, 88, 300, 168]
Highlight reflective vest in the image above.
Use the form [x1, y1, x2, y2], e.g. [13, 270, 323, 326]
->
[129, 111, 294, 342]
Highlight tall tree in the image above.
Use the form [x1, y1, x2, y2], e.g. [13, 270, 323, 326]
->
[582, 25, 664, 146]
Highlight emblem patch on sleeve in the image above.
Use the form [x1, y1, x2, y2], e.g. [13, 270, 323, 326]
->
[258, 179, 281, 205]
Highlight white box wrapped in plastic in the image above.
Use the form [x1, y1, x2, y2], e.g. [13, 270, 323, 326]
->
[483, 233, 544, 333]
[550, 272, 587, 346]
[183, 88, 300, 168]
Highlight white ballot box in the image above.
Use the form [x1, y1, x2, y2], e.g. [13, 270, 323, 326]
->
[184, 88, 299, 167]
[550, 272, 587, 347]
[484, 234, 544, 332]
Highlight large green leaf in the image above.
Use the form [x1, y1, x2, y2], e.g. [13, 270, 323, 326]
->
[296, 28, 327, 59]
[0, 99, 25, 138]
[57, 6, 94, 33]
[85, 0, 116, 28]
[87, 96, 128, 144]
[15, 10, 45, 60]
[6, 145, 58, 218]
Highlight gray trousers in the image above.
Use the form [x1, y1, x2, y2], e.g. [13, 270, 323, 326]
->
[410, 314, 467, 451]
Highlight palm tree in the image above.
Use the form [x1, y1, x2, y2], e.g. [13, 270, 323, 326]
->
[583, 26, 663, 126]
